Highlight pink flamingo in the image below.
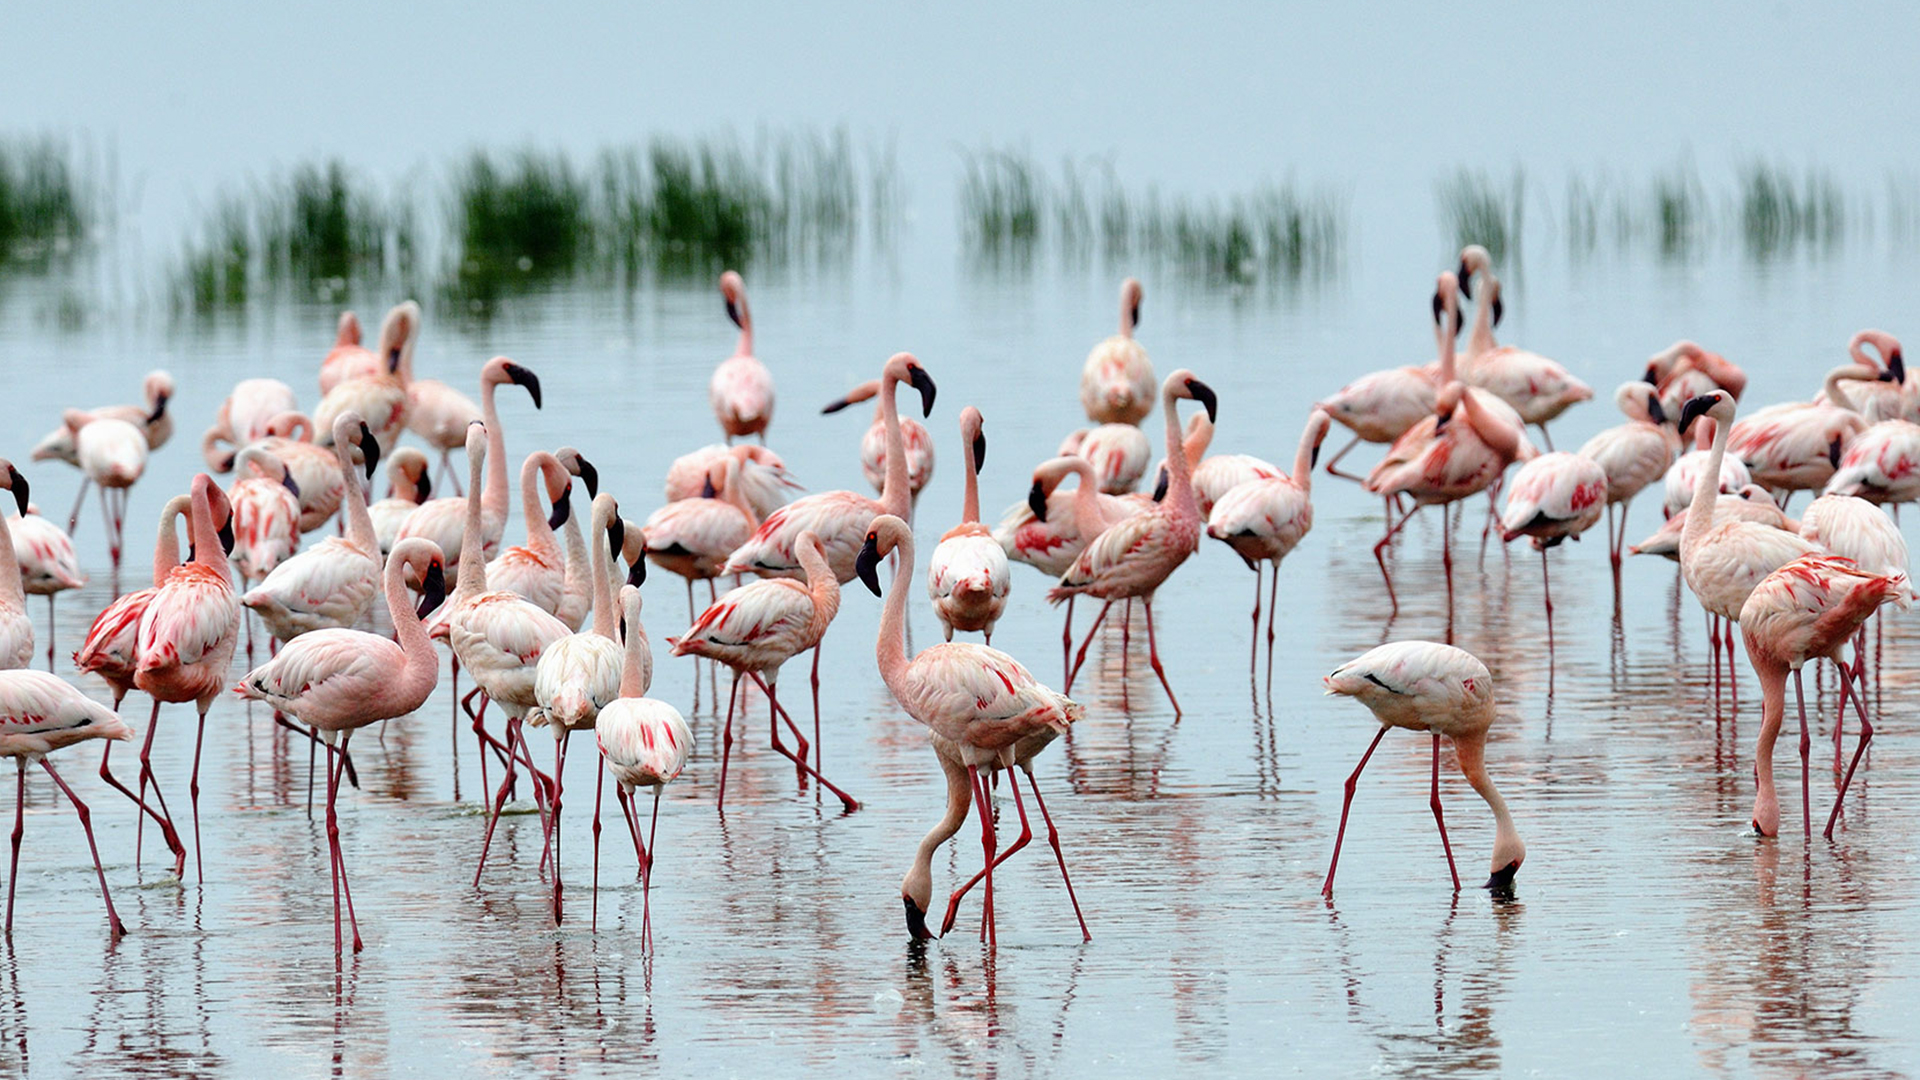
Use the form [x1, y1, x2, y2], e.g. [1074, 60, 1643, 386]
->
[234, 537, 446, 954]
[1177, 413, 1285, 517]
[1729, 360, 1880, 502]
[201, 377, 299, 473]
[1629, 486, 1797, 561]
[1814, 330, 1911, 423]
[595, 583, 692, 945]
[241, 413, 383, 642]
[1825, 336, 1920, 513]
[246, 412, 356, 534]
[407, 374, 485, 498]
[1645, 340, 1747, 419]
[1663, 415, 1751, 518]
[1057, 423, 1150, 495]
[1798, 493, 1910, 723]
[644, 455, 760, 623]
[859, 513, 1082, 946]
[31, 368, 173, 535]
[710, 270, 774, 442]
[532, 494, 629, 924]
[1050, 369, 1217, 712]
[65, 408, 149, 582]
[1317, 359, 1439, 484]
[664, 443, 800, 521]
[823, 380, 936, 514]
[1577, 382, 1679, 568]
[1498, 452, 1608, 640]
[318, 310, 375, 394]
[1321, 641, 1526, 895]
[226, 446, 302, 664]
[671, 530, 857, 811]
[1457, 247, 1593, 448]
[9, 506, 87, 671]
[927, 407, 1010, 643]
[0, 465, 36, 673]
[1206, 407, 1333, 682]
[1677, 392, 1823, 710]
[1080, 277, 1155, 425]
[369, 447, 432, 556]
[1740, 554, 1907, 840]
[314, 300, 419, 453]
[482, 450, 577, 618]
[0, 668, 136, 939]
[134, 474, 242, 879]
[396, 357, 543, 590]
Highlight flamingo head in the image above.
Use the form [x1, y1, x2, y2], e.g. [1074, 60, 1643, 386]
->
[1455, 244, 1493, 298]
[1851, 329, 1905, 384]
[720, 270, 747, 328]
[1163, 369, 1217, 424]
[557, 446, 598, 499]
[855, 514, 912, 597]
[483, 357, 542, 409]
[1120, 276, 1143, 333]
[596, 494, 624, 561]
[882, 353, 938, 419]
[1613, 382, 1667, 426]
[960, 407, 986, 471]
[1431, 271, 1464, 339]
[1678, 390, 1736, 437]
[379, 300, 421, 374]
[335, 310, 362, 347]
[143, 370, 176, 422]
[534, 453, 573, 530]
[0, 460, 27, 516]
[387, 448, 431, 502]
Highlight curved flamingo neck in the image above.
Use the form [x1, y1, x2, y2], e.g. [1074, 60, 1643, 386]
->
[387, 553, 437, 694]
[875, 531, 916, 703]
[456, 441, 489, 597]
[152, 496, 192, 585]
[1822, 366, 1864, 414]
[334, 441, 377, 554]
[589, 505, 616, 641]
[1291, 420, 1320, 495]
[479, 379, 510, 522]
[799, 541, 841, 644]
[1684, 410, 1732, 551]
[1452, 734, 1522, 870]
[1159, 385, 1199, 524]
[517, 454, 560, 557]
[1063, 460, 1107, 538]
[719, 462, 758, 527]
[1468, 280, 1499, 358]
[879, 372, 911, 518]
[904, 745, 973, 915]
[1457, 390, 1522, 461]
[188, 484, 231, 578]
[0, 513, 20, 613]
[619, 591, 648, 697]
[734, 295, 754, 357]
[961, 433, 981, 525]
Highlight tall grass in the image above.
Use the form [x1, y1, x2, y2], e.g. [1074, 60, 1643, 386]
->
[1437, 168, 1524, 264]
[1740, 163, 1844, 258]
[0, 137, 91, 264]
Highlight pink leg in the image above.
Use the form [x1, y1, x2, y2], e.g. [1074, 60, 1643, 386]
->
[717, 671, 740, 811]
[44, 595, 54, 672]
[618, 784, 648, 878]
[1323, 726, 1389, 896]
[550, 730, 568, 924]
[643, 785, 661, 951]
[1725, 619, 1739, 719]
[1064, 600, 1112, 694]
[1825, 660, 1875, 840]
[5, 760, 22, 939]
[472, 718, 526, 886]
[591, 764, 604, 932]
[132, 700, 177, 871]
[1027, 770, 1091, 941]
[1429, 732, 1460, 891]
[1541, 549, 1555, 650]
[65, 477, 89, 537]
[941, 767, 1034, 936]
[190, 708, 208, 881]
[754, 676, 857, 811]
[40, 759, 127, 940]
[1321, 433, 1365, 482]
[323, 733, 344, 954]
[1264, 561, 1280, 698]
[1794, 669, 1811, 839]
[969, 765, 997, 948]
[328, 737, 363, 953]
[1061, 596, 1075, 684]
[1248, 563, 1262, 672]
[100, 731, 185, 878]
[810, 638, 824, 776]
[1372, 502, 1420, 614]
[1143, 599, 1181, 715]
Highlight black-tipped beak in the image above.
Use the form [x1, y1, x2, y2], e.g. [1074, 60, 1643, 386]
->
[506, 363, 542, 409]
[281, 467, 301, 499]
[1491, 294, 1504, 328]
[359, 423, 381, 480]
[1677, 394, 1716, 437]
[415, 472, 432, 503]
[627, 557, 647, 587]
[6, 468, 27, 517]
[388, 346, 403, 374]
[1435, 410, 1452, 434]
[1430, 290, 1445, 325]
[1027, 480, 1048, 522]
[1186, 378, 1218, 423]
[1311, 443, 1322, 468]
[1646, 395, 1668, 426]
[855, 534, 884, 597]
[1893, 351, 1908, 385]
[1829, 435, 1843, 469]
[575, 455, 598, 498]
[1643, 365, 1660, 386]
[821, 395, 852, 415]
[218, 517, 236, 555]
[1129, 301, 1141, 330]
[547, 487, 572, 530]
[416, 561, 447, 621]
[904, 896, 933, 941]
[908, 366, 938, 418]
[217, 452, 236, 475]
[147, 392, 169, 424]
[1152, 466, 1170, 502]
[701, 475, 717, 499]
[607, 515, 625, 561]
[972, 430, 987, 471]
[1483, 860, 1519, 895]
[725, 298, 742, 329]
[1459, 260, 1475, 298]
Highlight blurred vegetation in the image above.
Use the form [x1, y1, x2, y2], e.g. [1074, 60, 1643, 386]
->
[1739, 163, 1845, 259]
[1437, 168, 1525, 265]
[0, 138, 91, 266]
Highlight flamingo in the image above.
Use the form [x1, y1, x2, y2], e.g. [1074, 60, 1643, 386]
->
[1457, 246, 1592, 448]
[664, 443, 801, 521]
[551, 448, 601, 633]
[0, 668, 136, 939]
[1498, 452, 1608, 640]
[531, 494, 629, 924]
[1629, 486, 1797, 560]
[1057, 423, 1151, 495]
[710, 270, 774, 442]
[1206, 407, 1333, 682]
[823, 381, 936, 512]
[313, 300, 418, 452]
[1825, 335, 1920, 512]
[1050, 369, 1218, 712]
[1677, 392, 1822, 709]
[1798, 493, 1911, 716]
[241, 413, 383, 642]
[1321, 640, 1526, 895]
[1080, 277, 1155, 425]
[234, 537, 446, 954]
[672, 530, 857, 811]
[1813, 330, 1912, 423]
[1740, 554, 1907, 840]
[64, 408, 149, 582]
[201, 377, 299, 473]
[0, 466, 36, 673]
[644, 454, 759, 623]
[1728, 362, 1879, 502]
[1178, 414, 1285, 518]
[30, 368, 173, 535]
[243, 412, 351, 533]
[226, 446, 304, 607]
[134, 474, 242, 879]
[595, 583, 692, 946]
[369, 446, 432, 556]
[10, 508, 86, 671]
[1663, 415, 1752, 518]
[1645, 340, 1747, 419]
[927, 407, 1010, 643]
[1577, 382, 1679, 568]
[859, 513, 1081, 945]
[318, 310, 376, 394]
[406, 370, 485, 498]
[1317, 359, 1439, 484]
[396, 356, 542, 589]
[482, 450, 576, 618]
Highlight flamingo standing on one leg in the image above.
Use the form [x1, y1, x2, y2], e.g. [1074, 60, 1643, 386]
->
[1740, 554, 1908, 839]
[1320, 640, 1526, 896]
[369, 447, 432, 557]
[0, 668, 136, 940]
[0, 465, 38, 673]
[134, 474, 242, 880]
[31, 369, 173, 536]
[1050, 371, 1217, 712]
[673, 531, 856, 811]
[823, 382, 936, 516]
[241, 413, 383, 643]
[65, 409, 149, 587]
[1577, 382, 1678, 570]
[10, 508, 87, 671]
[596, 584, 691, 947]
[234, 538, 446, 954]
[1206, 407, 1333, 686]
[1080, 277, 1155, 425]
[927, 407, 1010, 643]
[858, 514, 1082, 946]
[710, 270, 774, 443]
[1498, 451, 1609, 642]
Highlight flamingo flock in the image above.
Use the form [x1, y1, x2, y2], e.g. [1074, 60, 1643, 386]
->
[0, 252, 1912, 968]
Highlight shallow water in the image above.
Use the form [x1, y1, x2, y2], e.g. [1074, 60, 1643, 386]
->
[8, 8, 1920, 1076]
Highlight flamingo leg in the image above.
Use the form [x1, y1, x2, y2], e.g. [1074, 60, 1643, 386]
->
[132, 700, 176, 872]
[1724, 618, 1739, 719]
[1248, 563, 1262, 672]
[618, 783, 648, 879]
[43, 595, 54, 672]
[5, 760, 22, 939]
[1429, 732, 1460, 891]
[1794, 669, 1811, 839]
[1143, 599, 1181, 715]
[755, 676, 857, 811]
[1064, 600, 1112, 694]
[550, 730, 568, 923]
[1028, 769, 1091, 941]
[1372, 502, 1420, 614]
[1537, 422, 1555, 452]
[968, 765, 997, 948]
[65, 477, 90, 537]
[1322, 433, 1365, 482]
[472, 718, 526, 886]
[643, 785, 660, 951]
[941, 767, 1034, 937]
[1060, 595, 1074, 685]
[329, 735, 363, 954]
[1264, 560, 1280, 699]
[810, 638, 824, 777]
[717, 671, 740, 812]
[1825, 659, 1875, 840]
[591, 763, 604, 932]
[189, 708, 208, 881]
[1322, 726, 1389, 896]
[324, 731, 344, 954]
[1541, 548, 1555, 650]
[99, 736, 185, 878]
[40, 759, 126, 940]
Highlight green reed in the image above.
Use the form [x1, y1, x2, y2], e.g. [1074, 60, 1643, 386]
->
[0, 137, 90, 264]
[1437, 168, 1524, 264]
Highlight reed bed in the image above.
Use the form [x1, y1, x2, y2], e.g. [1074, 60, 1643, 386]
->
[1437, 168, 1525, 265]
[0, 137, 91, 265]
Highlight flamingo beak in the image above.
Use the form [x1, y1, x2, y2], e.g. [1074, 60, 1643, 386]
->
[1456, 260, 1473, 299]
[972, 430, 987, 470]
[1431, 291, 1445, 325]
[416, 562, 446, 621]
[1677, 394, 1717, 437]
[1129, 301, 1141, 330]
[821, 395, 853, 415]
[855, 534, 884, 597]
[281, 467, 301, 500]
[1891, 351, 1908, 385]
[574, 454, 599, 498]
[1484, 860, 1520, 895]
[415, 472, 432, 503]
[702, 475, 717, 499]
[1027, 480, 1048, 522]
[1643, 365, 1660, 386]
[359, 423, 381, 480]
[1153, 466, 1170, 502]
[1646, 395, 1668, 426]
[147, 392, 170, 424]
[607, 515, 626, 561]
[908, 366, 938, 418]
[1491, 294, 1504, 328]
[904, 896, 933, 941]
[627, 557, 647, 587]
[6, 467, 27, 517]
[725, 298, 742, 329]
[218, 517, 236, 555]
[388, 346, 403, 374]
[547, 487, 572, 530]
[505, 363, 543, 409]
[1186, 378, 1218, 423]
